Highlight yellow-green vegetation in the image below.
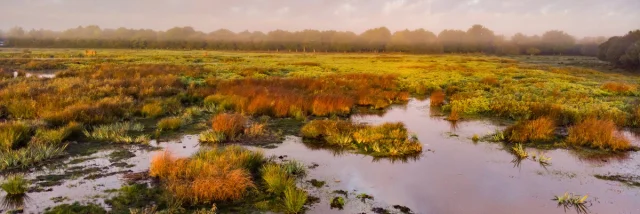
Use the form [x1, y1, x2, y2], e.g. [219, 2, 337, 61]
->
[83, 122, 149, 144]
[0, 122, 32, 151]
[283, 186, 308, 214]
[553, 192, 589, 213]
[512, 144, 529, 159]
[199, 130, 226, 144]
[261, 164, 295, 195]
[566, 118, 631, 151]
[302, 120, 422, 157]
[1, 175, 29, 195]
[157, 117, 184, 131]
[505, 117, 556, 144]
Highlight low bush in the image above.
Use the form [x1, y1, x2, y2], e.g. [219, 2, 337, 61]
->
[602, 82, 636, 93]
[566, 118, 631, 151]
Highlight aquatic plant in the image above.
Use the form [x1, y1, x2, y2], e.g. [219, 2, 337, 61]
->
[283, 186, 307, 214]
[505, 117, 555, 144]
[0, 175, 28, 195]
[212, 113, 247, 140]
[261, 164, 295, 195]
[553, 192, 589, 214]
[512, 144, 528, 159]
[566, 118, 630, 151]
[199, 130, 226, 144]
[282, 160, 307, 178]
[330, 196, 345, 210]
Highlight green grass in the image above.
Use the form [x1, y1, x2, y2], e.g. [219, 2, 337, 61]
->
[283, 186, 307, 214]
[0, 143, 68, 170]
[83, 122, 149, 144]
[157, 117, 184, 131]
[281, 160, 307, 178]
[1, 175, 29, 195]
[198, 130, 226, 144]
[261, 164, 295, 196]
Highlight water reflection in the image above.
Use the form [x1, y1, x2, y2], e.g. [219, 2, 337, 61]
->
[1, 194, 30, 211]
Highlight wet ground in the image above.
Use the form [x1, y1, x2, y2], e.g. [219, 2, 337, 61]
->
[3, 99, 640, 214]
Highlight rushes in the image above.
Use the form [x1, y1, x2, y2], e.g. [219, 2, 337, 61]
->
[0, 143, 68, 170]
[83, 122, 149, 144]
[281, 160, 307, 178]
[283, 186, 307, 214]
[1, 175, 29, 195]
[430, 90, 445, 107]
[157, 117, 184, 131]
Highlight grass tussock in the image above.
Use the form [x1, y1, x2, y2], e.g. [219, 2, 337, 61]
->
[261, 164, 295, 195]
[0, 122, 32, 151]
[283, 186, 307, 214]
[149, 146, 264, 204]
[301, 120, 422, 157]
[0, 143, 68, 170]
[430, 90, 445, 107]
[199, 130, 226, 144]
[212, 113, 247, 140]
[33, 122, 82, 145]
[505, 117, 556, 143]
[566, 118, 631, 151]
[1, 175, 29, 195]
[157, 117, 184, 131]
[83, 122, 149, 144]
[141, 102, 164, 118]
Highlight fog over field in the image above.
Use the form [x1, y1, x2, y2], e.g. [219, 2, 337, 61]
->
[1, 0, 639, 37]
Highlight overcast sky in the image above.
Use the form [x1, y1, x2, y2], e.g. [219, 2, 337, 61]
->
[1, 0, 639, 37]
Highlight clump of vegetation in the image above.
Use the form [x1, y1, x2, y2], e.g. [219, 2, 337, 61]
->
[0, 122, 32, 151]
[0, 143, 68, 170]
[261, 164, 295, 195]
[505, 117, 555, 143]
[302, 120, 422, 157]
[157, 117, 184, 131]
[33, 122, 82, 145]
[44, 202, 107, 214]
[356, 193, 374, 202]
[429, 90, 445, 106]
[199, 130, 226, 144]
[306, 179, 326, 188]
[566, 118, 631, 151]
[245, 122, 267, 137]
[601, 82, 636, 93]
[553, 192, 589, 214]
[83, 122, 149, 144]
[1, 175, 29, 195]
[472, 134, 480, 142]
[141, 102, 164, 118]
[212, 113, 247, 140]
[330, 196, 345, 210]
[512, 144, 528, 159]
[149, 146, 263, 204]
[281, 160, 307, 178]
[283, 186, 307, 214]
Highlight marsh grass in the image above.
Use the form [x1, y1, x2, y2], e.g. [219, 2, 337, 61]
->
[157, 117, 184, 131]
[212, 113, 247, 140]
[430, 90, 445, 107]
[83, 122, 149, 144]
[553, 192, 589, 214]
[261, 164, 295, 196]
[0, 175, 28, 195]
[302, 120, 422, 157]
[0, 122, 32, 151]
[283, 186, 307, 214]
[512, 144, 529, 159]
[281, 160, 307, 178]
[505, 117, 555, 144]
[566, 118, 630, 151]
[199, 130, 226, 144]
[0, 143, 68, 170]
[33, 122, 82, 145]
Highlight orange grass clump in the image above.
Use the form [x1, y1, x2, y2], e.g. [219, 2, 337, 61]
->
[601, 82, 637, 93]
[566, 118, 631, 151]
[149, 146, 263, 204]
[430, 90, 445, 107]
[212, 113, 247, 139]
[506, 117, 556, 143]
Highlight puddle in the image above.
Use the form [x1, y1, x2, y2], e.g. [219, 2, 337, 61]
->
[260, 99, 640, 214]
[0, 135, 201, 213]
[3, 99, 640, 214]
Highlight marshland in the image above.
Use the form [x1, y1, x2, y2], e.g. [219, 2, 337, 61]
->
[0, 27, 640, 214]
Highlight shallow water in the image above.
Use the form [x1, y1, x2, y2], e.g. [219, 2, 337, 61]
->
[3, 99, 640, 214]
[261, 99, 640, 214]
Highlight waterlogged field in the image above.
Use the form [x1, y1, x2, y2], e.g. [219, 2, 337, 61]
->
[0, 49, 640, 214]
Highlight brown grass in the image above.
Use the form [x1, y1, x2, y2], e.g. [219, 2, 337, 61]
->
[430, 90, 445, 107]
[212, 113, 247, 140]
[602, 82, 637, 93]
[566, 118, 631, 151]
[505, 117, 556, 143]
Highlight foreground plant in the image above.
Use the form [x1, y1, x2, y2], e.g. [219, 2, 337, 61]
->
[553, 192, 589, 214]
[1, 175, 29, 195]
[283, 186, 307, 214]
[261, 164, 295, 195]
[512, 144, 528, 159]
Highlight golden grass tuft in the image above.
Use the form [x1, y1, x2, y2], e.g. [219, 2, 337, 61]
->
[505, 117, 556, 143]
[566, 118, 631, 151]
[430, 90, 445, 107]
[157, 117, 184, 131]
[212, 113, 247, 140]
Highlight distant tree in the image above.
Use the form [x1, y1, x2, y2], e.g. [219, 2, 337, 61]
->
[360, 27, 391, 52]
[465, 24, 495, 52]
[526, 48, 541, 56]
[541, 30, 576, 55]
[438, 29, 467, 53]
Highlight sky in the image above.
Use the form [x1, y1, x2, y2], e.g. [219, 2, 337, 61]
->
[1, 0, 639, 37]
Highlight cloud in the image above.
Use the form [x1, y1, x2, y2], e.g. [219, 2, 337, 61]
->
[0, 0, 637, 37]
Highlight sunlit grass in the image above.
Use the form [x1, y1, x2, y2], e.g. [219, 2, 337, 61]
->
[1, 175, 29, 195]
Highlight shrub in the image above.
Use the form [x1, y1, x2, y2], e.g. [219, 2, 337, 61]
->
[199, 130, 226, 144]
[1, 175, 29, 195]
[212, 113, 247, 140]
[566, 118, 631, 151]
[141, 102, 164, 118]
[430, 90, 445, 106]
[602, 82, 636, 93]
[283, 186, 307, 214]
[157, 117, 184, 131]
[261, 164, 295, 196]
[0, 122, 32, 151]
[505, 117, 556, 143]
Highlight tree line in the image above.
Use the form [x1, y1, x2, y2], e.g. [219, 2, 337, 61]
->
[0, 25, 609, 56]
[598, 30, 640, 70]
